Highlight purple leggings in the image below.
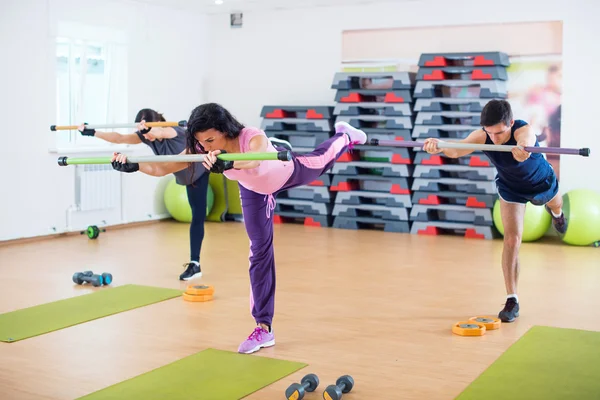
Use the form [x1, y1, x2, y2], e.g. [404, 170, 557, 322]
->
[239, 132, 350, 327]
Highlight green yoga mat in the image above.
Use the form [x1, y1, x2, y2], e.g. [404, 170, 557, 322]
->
[77, 348, 307, 400]
[0, 284, 182, 342]
[456, 325, 600, 400]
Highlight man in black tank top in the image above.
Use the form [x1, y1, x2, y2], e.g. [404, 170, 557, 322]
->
[423, 100, 568, 324]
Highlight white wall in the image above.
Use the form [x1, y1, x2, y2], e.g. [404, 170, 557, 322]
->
[0, 0, 209, 241]
[206, 0, 600, 194]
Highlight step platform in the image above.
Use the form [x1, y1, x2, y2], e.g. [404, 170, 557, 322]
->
[265, 130, 330, 148]
[261, 118, 333, 132]
[418, 52, 510, 67]
[412, 124, 479, 139]
[273, 211, 332, 227]
[335, 115, 413, 130]
[334, 103, 412, 117]
[331, 175, 411, 194]
[277, 186, 334, 203]
[410, 204, 493, 226]
[412, 178, 496, 194]
[414, 98, 495, 112]
[410, 221, 497, 239]
[337, 145, 413, 164]
[335, 90, 412, 104]
[416, 66, 508, 81]
[335, 191, 412, 208]
[331, 72, 416, 90]
[414, 152, 492, 167]
[333, 216, 410, 233]
[261, 106, 334, 119]
[414, 80, 508, 99]
[274, 199, 333, 215]
[333, 204, 409, 221]
[415, 111, 481, 126]
[413, 165, 496, 181]
[412, 191, 497, 208]
[331, 161, 413, 177]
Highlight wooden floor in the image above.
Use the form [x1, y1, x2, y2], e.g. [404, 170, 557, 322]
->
[1, 220, 599, 399]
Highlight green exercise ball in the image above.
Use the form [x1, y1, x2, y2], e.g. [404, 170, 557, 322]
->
[492, 199, 552, 242]
[206, 184, 214, 215]
[561, 189, 600, 246]
[164, 179, 214, 223]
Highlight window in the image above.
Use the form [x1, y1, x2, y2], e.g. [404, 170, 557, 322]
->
[53, 22, 128, 152]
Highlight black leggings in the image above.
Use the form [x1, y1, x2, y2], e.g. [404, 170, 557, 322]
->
[186, 172, 209, 262]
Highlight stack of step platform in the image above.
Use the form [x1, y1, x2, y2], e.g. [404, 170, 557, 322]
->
[260, 105, 336, 228]
[329, 71, 417, 233]
[410, 51, 509, 239]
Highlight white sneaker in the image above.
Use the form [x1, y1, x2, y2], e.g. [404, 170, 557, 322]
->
[334, 121, 367, 145]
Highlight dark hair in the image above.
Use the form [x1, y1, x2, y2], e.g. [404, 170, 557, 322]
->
[480, 99, 513, 127]
[134, 108, 166, 123]
[185, 103, 245, 155]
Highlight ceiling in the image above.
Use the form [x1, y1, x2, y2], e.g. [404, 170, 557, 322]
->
[130, 0, 414, 14]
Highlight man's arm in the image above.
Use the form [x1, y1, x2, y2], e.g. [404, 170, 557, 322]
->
[423, 129, 487, 158]
[512, 124, 535, 162]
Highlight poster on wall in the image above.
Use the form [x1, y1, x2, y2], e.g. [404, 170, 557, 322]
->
[505, 57, 562, 179]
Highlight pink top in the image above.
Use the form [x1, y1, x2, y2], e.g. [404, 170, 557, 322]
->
[223, 127, 294, 194]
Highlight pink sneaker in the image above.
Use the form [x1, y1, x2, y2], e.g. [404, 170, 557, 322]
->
[334, 121, 367, 145]
[237, 326, 275, 354]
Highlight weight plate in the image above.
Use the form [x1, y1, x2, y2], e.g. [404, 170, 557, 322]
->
[186, 284, 214, 296]
[452, 321, 486, 336]
[183, 292, 214, 302]
[469, 316, 501, 330]
[87, 225, 100, 239]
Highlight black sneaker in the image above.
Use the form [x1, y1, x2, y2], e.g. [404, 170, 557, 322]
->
[179, 263, 202, 281]
[545, 205, 568, 235]
[498, 297, 520, 322]
[269, 137, 293, 152]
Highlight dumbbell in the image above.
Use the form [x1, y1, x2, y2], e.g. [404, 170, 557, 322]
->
[81, 225, 106, 239]
[322, 375, 354, 400]
[285, 374, 319, 400]
[285, 373, 319, 400]
[72, 271, 113, 287]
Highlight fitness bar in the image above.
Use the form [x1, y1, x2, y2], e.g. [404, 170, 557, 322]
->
[369, 139, 591, 157]
[57, 151, 293, 166]
[50, 121, 187, 131]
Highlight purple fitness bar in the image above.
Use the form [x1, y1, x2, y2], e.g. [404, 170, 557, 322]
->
[369, 139, 590, 157]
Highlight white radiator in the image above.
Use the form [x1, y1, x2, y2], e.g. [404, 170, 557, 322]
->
[75, 164, 121, 211]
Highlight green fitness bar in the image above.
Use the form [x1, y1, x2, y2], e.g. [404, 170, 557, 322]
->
[57, 151, 292, 166]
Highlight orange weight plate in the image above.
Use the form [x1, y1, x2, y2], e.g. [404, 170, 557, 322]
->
[469, 316, 501, 330]
[452, 321, 486, 336]
[183, 292, 214, 302]
[186, 284, 214, 296]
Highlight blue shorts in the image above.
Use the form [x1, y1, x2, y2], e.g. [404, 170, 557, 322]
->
[496, 171, 559, 206]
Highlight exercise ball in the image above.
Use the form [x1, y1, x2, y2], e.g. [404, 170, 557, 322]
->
[492, 199, 551, 242]
[561, 189, 600, 246]
[206, 184, 214, 215]
[164, 179, 214, 223]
